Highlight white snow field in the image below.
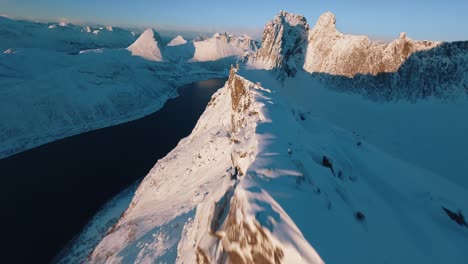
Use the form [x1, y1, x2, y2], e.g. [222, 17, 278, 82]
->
[0, 17, 258, 158]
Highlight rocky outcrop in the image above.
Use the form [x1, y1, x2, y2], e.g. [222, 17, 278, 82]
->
[249, 11, 309, 78]
[228, 67, 252, 134]
[200, 193, 284, 264]
[303, 12, 441, 77]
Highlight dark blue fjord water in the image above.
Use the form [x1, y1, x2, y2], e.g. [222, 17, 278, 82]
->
[0, 78, 227, 264]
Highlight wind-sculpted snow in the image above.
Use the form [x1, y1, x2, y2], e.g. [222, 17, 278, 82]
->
[73, 69, 468, 263]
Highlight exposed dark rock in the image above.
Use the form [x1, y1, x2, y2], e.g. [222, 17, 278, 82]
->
[355, 211, 366, 222]
[442, 207, 468, 227]
[322, 156, 335, 176]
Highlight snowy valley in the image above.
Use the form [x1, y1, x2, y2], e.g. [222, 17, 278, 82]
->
[52, 10, 468, 264]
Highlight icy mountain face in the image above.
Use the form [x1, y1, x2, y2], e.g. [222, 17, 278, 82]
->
[127, 28, 164, 61]
[167, 35, 187, 46]
[303, 12, 441, 77]
[0, 16, 136, 53]
[191, 33, 259, 62]
[81, 68, 468, 264]
[248, 11, 309, 78]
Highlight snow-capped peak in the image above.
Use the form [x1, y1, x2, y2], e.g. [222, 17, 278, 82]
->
[277, 10, 308, 27]
[314, 11, 337, 31]
[248, 10, 309, 78]
[167, 35, 187, 46]
[304, 11, 441, 77]
[127, 28, 164, 61]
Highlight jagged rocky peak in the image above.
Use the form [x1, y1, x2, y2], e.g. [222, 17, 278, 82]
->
[304, 11, 441, 77]
[127, 28, 164, 61]
[250, 10, 309, 78]
[314, 11, 337, 31]
[277, 10, 308, 27]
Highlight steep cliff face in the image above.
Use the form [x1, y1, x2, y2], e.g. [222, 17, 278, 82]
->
[303, 12, 441, 77]
[249, 11, 309, 78]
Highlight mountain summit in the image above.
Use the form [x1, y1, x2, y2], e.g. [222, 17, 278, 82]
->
[167, 35, 187, 47]
[127, 28, 164, 61]
[250, 11, 443, 80]
[249, 11, 309, 78]
[303, 11, 441, 77]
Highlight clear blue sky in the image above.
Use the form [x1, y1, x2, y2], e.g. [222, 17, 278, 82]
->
[1, 0, 467, 41]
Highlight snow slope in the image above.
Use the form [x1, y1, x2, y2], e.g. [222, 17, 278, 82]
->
[168, 35, 187, 46]
[128, 29, 164, 61]
[249, 66, 468, 185]
[65, 67, 468, 264]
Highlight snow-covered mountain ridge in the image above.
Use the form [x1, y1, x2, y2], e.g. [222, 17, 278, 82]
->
[249, 10, 441, 77]
[303, 12, 441, 77]
[127, 29, 259, 62]
[66, 66, 468, 263]
[249, 11, 467, 101]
